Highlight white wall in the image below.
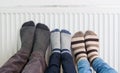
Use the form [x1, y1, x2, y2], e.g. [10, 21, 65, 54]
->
[0, 0, 120, 7]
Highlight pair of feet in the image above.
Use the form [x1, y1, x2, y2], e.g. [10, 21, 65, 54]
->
[51, 29, 71, 54]
[20, 21, 50, 56]
[21, 21, 99, 65]
[72, 31, 99, 64]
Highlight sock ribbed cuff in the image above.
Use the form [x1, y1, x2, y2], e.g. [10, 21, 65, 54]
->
[61, 49, 71, 55]
[52, 48, 61, 54]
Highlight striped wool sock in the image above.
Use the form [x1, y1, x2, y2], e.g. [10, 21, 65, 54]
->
[51, 29, 61, 53]
[85, 30, 99, 64]
[71, 31, 87, 63]
[61, 29, 71, 54]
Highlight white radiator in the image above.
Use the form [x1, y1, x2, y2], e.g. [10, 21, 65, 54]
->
[0, 6, 120, 72]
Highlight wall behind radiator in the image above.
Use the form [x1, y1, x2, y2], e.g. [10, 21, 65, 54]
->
[0, 6, 120, 72]
[0, 0, 120, 6]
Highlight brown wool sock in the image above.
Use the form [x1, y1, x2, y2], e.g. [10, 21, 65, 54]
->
[84, 30, 99, 64]
[71, 31, 87, 63]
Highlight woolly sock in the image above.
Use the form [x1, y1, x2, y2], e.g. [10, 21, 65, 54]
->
[61, 29, 71, 54]
[85, 30, 99, 64]
[50, 29, 61, 53]
[71, 31, 87, 63]
[20, 21, 35, 50]
[32, 23, 50, 56]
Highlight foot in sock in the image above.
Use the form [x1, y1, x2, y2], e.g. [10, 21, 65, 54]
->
[32, 23, 50, 56]
[61, 29, 71, 54]
[71, 31, 87, 63]
[20, 21, 35, 51]
[21, 23, 50, 73]
[51, 29, 61, 53]
[84, 30, 99, 64]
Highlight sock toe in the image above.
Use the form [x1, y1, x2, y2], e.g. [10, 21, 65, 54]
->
[22, 21, 35, 27]
[72, 31, 85, 43]
[85, 30, 97, 36]
[72, 31, 84, 38]
[36, 23, 50, 31]
[51, 29, 60, 33]
[61, 29, 71, 35]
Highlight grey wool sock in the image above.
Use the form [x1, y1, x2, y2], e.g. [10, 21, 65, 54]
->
[50, 29, 61, 53]
[61, 29, 71, 54]
[20, 21, 35, 50]
[32, 23, 50, 56]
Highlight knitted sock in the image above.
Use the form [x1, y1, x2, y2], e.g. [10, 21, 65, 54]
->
[85, 30, 99, 64]
[20, 21, 35, 50]
[51, 29, 61, 53]
[61, 29, 71, 54]
[32, 23, 50, 56]
[71, 31, 87, 63]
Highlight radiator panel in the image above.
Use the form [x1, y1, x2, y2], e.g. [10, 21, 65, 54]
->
[0, 7, 120, 72]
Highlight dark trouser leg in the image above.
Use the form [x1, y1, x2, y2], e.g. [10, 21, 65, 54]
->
[0, 49, 31, 73]
[61, 53, 76, 73]
[0, 21, 35, 73]
[45, 53, 61, 73]
[21, 51, 46, 73]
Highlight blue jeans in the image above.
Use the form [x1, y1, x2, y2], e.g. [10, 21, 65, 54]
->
[77, 58, 117, 73]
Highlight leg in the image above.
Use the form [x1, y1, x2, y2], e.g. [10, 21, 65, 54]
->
[92, 57, 117, 73]
[45, 53, 61, 73]
[61, 53, 76, 73]
[21, 23, 50, 73]
[61, 30, 76, 73]
[84, 30, 117, 73]
[45, 29, 61, 73]
[72, 31, 91, 73]
[77, 59, 91, 73]
[0, 21, 35, 73]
